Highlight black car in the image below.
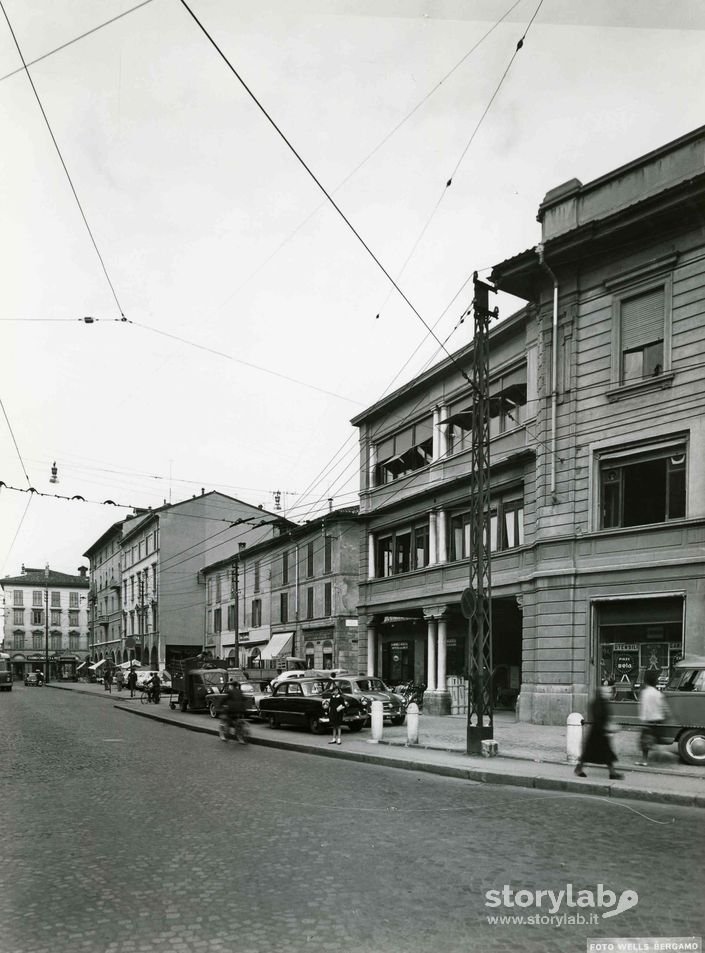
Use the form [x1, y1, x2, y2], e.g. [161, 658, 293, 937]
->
[258, 677, 367, 734]
[204, 681, 261, 720]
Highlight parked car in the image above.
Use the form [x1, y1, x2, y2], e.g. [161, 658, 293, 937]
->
[24, 672, 44, 686]
[204, 681, 261, 720]
[258, 677, 367, 734]
[269, 669, 324, 689]
[660, 656, 705, 765]
[333, 675, 407, 725]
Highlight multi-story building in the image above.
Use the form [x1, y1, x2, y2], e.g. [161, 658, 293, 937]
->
[95, 491, 287, 670]
[83, 520, 125, 663]
[203, 508, 360, 672]
[0, 565, 90, 681]
[354, 124, 705, 724]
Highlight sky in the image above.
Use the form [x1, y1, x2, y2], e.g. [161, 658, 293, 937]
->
[1, 0, 705, 577]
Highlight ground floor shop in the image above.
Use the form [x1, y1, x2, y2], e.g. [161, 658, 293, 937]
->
[9, 652, 80, 682]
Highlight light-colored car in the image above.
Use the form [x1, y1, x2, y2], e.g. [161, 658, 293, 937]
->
[131, 669, 172, 691]
[661, 656, 705, 765]
[333, 675, 407, 725]
[270, 669, 325, 689]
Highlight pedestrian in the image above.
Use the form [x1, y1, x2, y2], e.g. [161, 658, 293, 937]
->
[636, 669, 668, 766]
[145, 671, 161, 703]
[126, 667, 137, 698]
[115, 669, 125, 692]
[104, 668, 113, 693]
[328, 680, 347, 745]
[574, 681, 624, 780]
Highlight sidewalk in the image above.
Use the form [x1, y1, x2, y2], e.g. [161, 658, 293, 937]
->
[48, 680, 705, 809]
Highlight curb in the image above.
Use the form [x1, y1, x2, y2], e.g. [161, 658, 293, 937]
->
[111, 700, 705, 810]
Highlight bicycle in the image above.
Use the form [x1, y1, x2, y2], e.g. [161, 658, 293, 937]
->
[140, 686, 160, 705]
[218, 712, 250, 745]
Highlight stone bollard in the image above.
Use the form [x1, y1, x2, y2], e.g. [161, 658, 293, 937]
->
[481, 739, 498, 757]
[566, 712, 583, 763]
[406, 702, 419, 745]
[369, 699, 383, 744]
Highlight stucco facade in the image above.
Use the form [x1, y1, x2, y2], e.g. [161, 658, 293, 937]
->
[353, 124, 705, 724]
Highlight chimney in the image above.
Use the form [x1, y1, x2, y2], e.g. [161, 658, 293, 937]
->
[77, 565, 88, 578]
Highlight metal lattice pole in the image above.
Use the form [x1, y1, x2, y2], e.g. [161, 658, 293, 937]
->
[466, 276, 497, 754]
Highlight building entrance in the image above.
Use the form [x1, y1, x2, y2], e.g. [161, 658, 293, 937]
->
[382, 639, 415, 685]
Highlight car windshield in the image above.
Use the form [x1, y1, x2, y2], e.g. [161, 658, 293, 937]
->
[667, 669, 705, 692]
[300, 680, 329, 696]
[353, 678, 390, 693]
[239, 682, 256, 694]
[203, 671, 227, 688]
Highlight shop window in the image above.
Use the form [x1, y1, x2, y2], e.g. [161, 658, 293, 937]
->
[374, 417, 433, 485]
[600, 441, 686, 529]
[374, 521, 429, 577]
[598, 597, 683, 693]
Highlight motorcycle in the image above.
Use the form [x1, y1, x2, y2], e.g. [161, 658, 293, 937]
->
[394, 681, 426, 710]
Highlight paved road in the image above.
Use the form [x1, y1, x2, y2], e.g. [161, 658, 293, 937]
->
[2, 686, 703, 953]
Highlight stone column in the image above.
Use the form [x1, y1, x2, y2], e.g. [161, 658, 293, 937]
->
[437, 616, 447, 690]
[432, 406, 441, 460]
[439, 404, 449, 460]
[437, 509, 447, 563]
[429, 511, 438, 565]
[366, 623, 376, 675]
[368, 440, 377, 488]
[426, 619, 437, 691]
[367, 533, 375, 578]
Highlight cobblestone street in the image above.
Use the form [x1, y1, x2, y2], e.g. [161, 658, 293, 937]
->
[2, 685, 703, 953]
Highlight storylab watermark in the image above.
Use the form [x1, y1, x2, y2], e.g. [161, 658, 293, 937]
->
[485, 883, 638, 927]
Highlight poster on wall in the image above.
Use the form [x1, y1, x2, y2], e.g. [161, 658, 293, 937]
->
[639, 642, 669, 673]
[613, 650, 639, 682]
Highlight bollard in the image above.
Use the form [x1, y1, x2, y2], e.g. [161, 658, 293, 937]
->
[566, 712, 583, 763]
[406, 702, 419, 745]
[369, 699, 383, 743]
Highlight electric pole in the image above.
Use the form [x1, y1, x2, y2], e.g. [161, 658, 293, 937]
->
[466, 275, 498, 754]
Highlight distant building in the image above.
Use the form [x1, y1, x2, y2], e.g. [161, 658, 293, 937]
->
[83, 491, 288, 670]
[354, 124, 705, 723]
[203, 508, 360, 672]
[0, 565, 90, 681]
[83, 520, 125, 664]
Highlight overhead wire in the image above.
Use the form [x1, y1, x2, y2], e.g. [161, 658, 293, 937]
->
[0, 0, 155, 84]
[176, 0, 479, 391]
[374, 0, 545, 321]
[0, 1, 127, 319]
[0, 394, 31, 486]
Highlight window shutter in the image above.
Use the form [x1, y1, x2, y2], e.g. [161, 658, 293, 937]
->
[621, 287, 664, 350]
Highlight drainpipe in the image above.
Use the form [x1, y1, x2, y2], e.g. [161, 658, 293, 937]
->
[537, 243, 559, 499]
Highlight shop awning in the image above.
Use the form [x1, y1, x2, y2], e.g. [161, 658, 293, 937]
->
[89, 660, 107, 672]
[259, 632, 293, 661]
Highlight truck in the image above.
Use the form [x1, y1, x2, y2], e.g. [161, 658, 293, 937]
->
[245, 656, 307, 691]
[169, 654, 243, 713]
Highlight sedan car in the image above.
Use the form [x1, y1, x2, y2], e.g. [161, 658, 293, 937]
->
[661, 656, 705, 765]
[333, 675, 407, 725]
[258, 677, 367, 734]
[24, 672, 44, 686]
[204, 681, 261, 720]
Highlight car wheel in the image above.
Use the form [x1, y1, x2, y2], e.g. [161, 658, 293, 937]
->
[391, 715, 406, 726]
[208, 702, 218, 719]
[267, 715, 278, 729]
[308, 715, 322, 734]
[678, 728, 705, 765]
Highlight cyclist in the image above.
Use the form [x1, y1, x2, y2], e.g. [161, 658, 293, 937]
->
[220, 681, 247, 743]
[145, 671, 161, 704]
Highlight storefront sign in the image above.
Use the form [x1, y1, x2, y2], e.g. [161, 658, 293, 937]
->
[613, 651, 639, 679]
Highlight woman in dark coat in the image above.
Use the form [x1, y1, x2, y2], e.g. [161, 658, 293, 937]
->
[328, 681, 347, 745]
[574, 683, 624, 780]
